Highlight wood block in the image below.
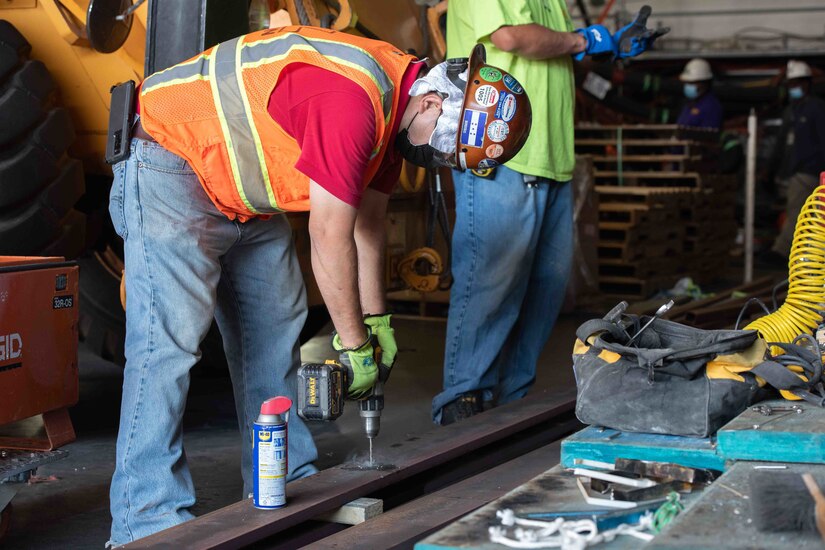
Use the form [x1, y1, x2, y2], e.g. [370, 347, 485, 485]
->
[560, 426, 726, 472]
[717, 399, 825, 464]
[317, 497, 383, 525]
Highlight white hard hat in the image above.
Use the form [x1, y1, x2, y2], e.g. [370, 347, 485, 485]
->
[787, 60, 812, 80]
[679, 58, 713, 82]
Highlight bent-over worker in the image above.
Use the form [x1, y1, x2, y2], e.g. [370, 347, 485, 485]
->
[106, 25, 531, 545]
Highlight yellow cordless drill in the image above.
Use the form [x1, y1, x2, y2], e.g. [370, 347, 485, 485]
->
[296, 361, 384, 442]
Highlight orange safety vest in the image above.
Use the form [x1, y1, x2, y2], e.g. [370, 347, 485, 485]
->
[139, 26, 415, 221]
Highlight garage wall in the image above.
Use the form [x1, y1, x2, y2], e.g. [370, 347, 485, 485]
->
[572, 1, 825, 51]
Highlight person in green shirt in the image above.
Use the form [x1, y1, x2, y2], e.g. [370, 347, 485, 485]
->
[434, 1, 666, 424]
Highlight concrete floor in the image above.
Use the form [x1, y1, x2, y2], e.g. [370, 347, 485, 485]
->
[1, 313, 585, 549]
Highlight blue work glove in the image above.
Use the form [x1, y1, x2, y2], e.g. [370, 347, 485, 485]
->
[332, 329, 379, 400]
[612, 5, 670, 59]
[573, 24, 615, 61]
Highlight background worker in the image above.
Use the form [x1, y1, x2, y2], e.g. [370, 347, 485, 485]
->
[677, 58, 723, 130]
[435, 1, 666, 425]
[107, 26, 530, 545]
[766, 59, 825, 262]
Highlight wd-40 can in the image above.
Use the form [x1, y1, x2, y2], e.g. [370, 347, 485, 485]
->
[253, 396, 291, 509]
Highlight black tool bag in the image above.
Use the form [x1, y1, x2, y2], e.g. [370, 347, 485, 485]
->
[572, 312, 772, 437]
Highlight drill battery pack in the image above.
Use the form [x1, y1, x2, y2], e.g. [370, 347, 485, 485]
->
[297, 361, 347, 422]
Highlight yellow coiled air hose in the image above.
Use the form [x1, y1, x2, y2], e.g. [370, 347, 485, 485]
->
[746, 177, 825, 398]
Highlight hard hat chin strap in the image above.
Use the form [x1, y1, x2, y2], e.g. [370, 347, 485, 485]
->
[445, 57, 469, 90]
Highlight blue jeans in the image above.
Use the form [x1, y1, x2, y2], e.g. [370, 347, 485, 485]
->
[108, 139, 318, 545]
[433, 166, 573, 423]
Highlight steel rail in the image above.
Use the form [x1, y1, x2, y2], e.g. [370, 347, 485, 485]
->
[302, 441, 566, 549]
[124, 388, 577, 549]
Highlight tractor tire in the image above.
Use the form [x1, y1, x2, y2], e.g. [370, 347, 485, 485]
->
[0, 21, 328, 370]
[77, 251, 126, 364]
[0, 20, 86, 260]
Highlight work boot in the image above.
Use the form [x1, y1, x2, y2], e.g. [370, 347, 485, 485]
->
[440, 391, 484, 426]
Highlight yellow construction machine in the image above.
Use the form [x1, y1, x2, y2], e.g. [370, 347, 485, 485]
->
[0, 0, 447, 363]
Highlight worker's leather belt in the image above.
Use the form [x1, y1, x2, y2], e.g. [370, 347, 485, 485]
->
[133, 118, 156, 142]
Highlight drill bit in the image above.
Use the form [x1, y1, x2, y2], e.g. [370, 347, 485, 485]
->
[369, 438, 373, 466]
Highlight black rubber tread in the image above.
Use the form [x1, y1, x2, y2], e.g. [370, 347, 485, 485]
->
[0, 42, 18, 85]
[0, 20, 30, 54]
[77, 254, 126, 364]
[0, 108, 75, 208]
[0, 60, 57, 147]
[39, 209, 87, 259]
[0, 158, 85, 254]
[31, 107, 75, 157]
[0, 19, 30, 82]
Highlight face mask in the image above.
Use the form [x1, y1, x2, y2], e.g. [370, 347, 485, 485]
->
[394, 113, 442, 168]
[683, 83, 699, 99]
[789, 86, 804, 100]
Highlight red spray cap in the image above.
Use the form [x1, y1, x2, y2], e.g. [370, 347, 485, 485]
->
[261, 396, 292, 416]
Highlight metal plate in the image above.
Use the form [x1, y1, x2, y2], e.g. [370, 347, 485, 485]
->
[0, 449, 68, 481]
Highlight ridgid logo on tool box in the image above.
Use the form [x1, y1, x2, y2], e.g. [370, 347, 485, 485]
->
[0, 332, 23, 372]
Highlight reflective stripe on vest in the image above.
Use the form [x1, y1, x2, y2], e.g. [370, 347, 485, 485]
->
[142, 33, 395, 215]
[141, 53, 211, 92]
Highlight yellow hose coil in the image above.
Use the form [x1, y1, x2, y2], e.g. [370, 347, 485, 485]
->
[746, 177, 825, 398]
[746, 180, 825, 341]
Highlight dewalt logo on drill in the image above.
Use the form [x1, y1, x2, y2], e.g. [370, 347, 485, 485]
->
[308, 376, 318, 406]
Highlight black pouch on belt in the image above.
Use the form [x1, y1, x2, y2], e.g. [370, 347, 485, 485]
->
[105, 80, 136, 165]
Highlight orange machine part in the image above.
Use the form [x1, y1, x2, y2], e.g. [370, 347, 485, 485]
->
[0, 257, 79, 429]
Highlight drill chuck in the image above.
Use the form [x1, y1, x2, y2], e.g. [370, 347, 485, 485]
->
[359, 381, 384, 439]
[362, 414, 380, 439]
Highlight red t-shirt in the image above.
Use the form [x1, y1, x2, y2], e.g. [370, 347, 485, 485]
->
[267, 61, 423, 208]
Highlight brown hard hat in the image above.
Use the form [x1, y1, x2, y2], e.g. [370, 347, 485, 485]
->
[454, 45, 532, 170]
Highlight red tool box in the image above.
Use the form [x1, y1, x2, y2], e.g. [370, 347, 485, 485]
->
[0, 256, 79, 450]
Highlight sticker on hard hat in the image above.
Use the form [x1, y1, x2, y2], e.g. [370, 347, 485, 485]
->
[480, 67, 502, 83]
[461, 109, 488, 148]
[477, 158, 499, 169]
[495, 93, 517, 122]
[475, 85, 499, 108]
[487, 120, 509, 143]
[503, 75, 523, 95]
[486, 144, 504, 159]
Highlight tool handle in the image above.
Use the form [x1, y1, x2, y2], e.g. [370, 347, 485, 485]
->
[802, 474, 825, 542]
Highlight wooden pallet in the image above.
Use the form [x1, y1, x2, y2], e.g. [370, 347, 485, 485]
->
[598, 275, 676, 299]
[598, 203, 676, 225]
[598, 258, 680, 279]
[591, 154, 694, 163]
[598, 240, 683, 262]
[576, 124, 721, 143]
[599, 222, 685, 246]
[685, 221, 738, 240]
[595, 185, 693, 207]
[577, 138, 694, 147]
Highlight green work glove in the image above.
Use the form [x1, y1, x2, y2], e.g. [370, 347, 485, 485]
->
[332, 330, 378, 400]
[364, 313, 397, 382]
